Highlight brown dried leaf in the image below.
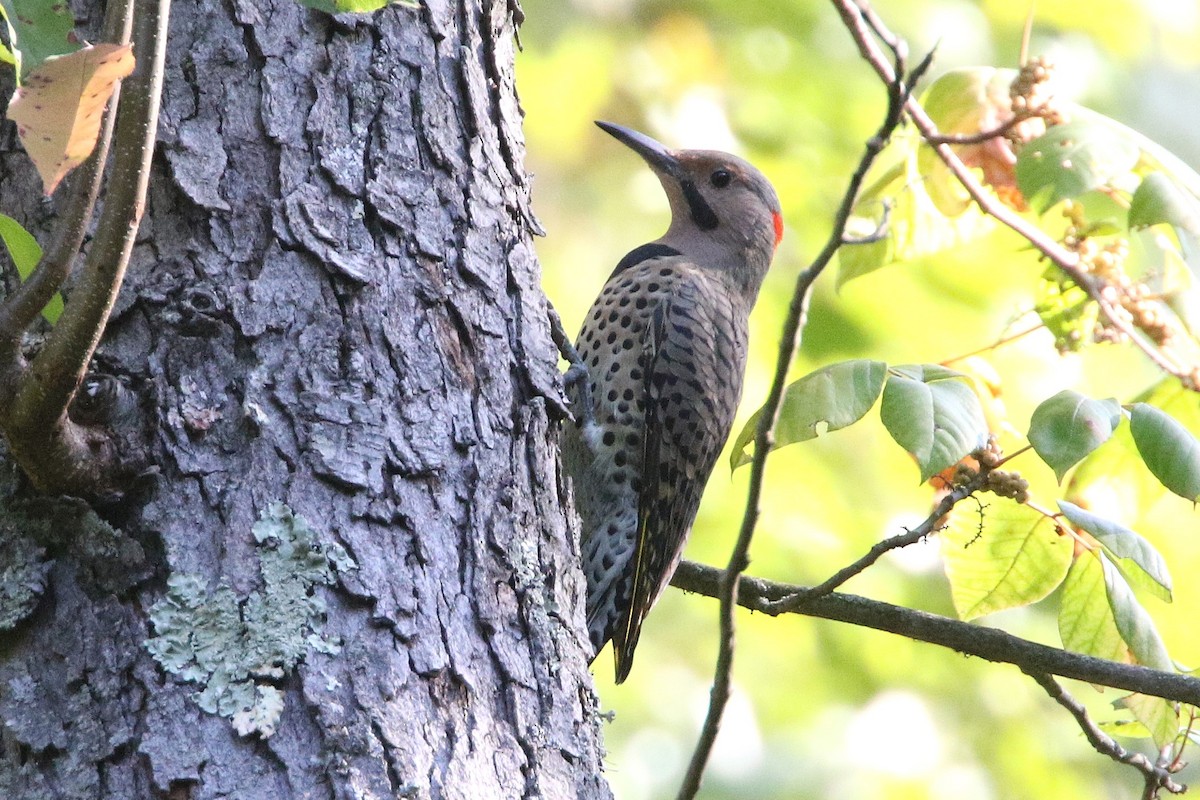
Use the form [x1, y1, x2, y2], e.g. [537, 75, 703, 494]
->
[8, 43, 135, 195]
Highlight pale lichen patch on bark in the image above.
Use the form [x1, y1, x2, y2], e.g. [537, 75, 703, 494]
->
[145, 502, 356, 738]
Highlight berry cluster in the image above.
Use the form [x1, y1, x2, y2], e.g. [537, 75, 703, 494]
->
[951, 440, 1031, 505]
[1008, 56, 1067, 147]
[1010, 57, 1065, 121]
[1061, 203, 1176, 348]
[983, 469, 1032, 504]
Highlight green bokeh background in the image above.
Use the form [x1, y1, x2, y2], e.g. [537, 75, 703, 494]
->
[518, 2, 1200, 797]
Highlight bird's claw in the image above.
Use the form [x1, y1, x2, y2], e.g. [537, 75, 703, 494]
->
[547, 302, 595, 428]
[563, 361, 595, 428]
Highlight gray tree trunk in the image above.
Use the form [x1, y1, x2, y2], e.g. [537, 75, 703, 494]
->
[0, 1, 610, 798]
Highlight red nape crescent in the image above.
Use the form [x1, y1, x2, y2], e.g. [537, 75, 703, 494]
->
[773, 211, 784, 248]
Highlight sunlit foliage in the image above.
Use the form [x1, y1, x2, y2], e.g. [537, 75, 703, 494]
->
[522, 1, 1200, 798]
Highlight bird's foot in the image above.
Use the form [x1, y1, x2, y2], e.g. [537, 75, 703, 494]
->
[547, 302, 595, 428]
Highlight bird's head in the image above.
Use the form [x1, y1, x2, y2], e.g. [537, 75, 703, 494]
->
[596, 120, 783, 294]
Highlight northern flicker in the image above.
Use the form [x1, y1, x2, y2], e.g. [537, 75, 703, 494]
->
[562, 121, 783, 684]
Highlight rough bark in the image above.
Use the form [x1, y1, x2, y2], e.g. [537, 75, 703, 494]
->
[0, 1, 609, 798]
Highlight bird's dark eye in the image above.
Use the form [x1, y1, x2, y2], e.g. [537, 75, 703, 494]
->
[710, 169, 732, 189]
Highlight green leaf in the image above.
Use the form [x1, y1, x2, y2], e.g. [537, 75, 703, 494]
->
[1099, 551, 1173, 672]
[1130, 172, 1200, 275]
[1111, 555, 1173, 605]
[1059, 552, 1128, 664]
[1067, 379, 1199, 513]
[1058, 501, 1171, 597]
[1015, 120, 1140, 213]
[1059, 551, 1176, 747]
[1034, 273, 1097, 353]
[838, 180, 996, 288]
[1073, 189, 1131, 236]
[730, 359, 887, 470]
[0, 212, 60, 323]
[1129, 403, 1200, 501]
[0, 0, 79, 79]
[0, 213, 42, 279]
[841, 68, 1008, 284]
[917, 67, 1017, 216]
[920, 67, 1015, 132]
[942, 500, 1072, 620]
[1057, 546, 1174, 747]
[1118, 693, 1179, 749]
[1028, 391, 1122, 481]
[1097, 719, 1152, 740]
[1130, 172, 1200, 235]
[296, 0, 401, 12]
[1068, 104, 1200, 207]
[888, 364, 965, 382]
[881, 365, 989, 482]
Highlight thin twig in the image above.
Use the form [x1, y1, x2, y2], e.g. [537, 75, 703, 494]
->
[0, 0, 171, 495]
[940, 322, 1045, 365]
[1024, 671, 1185, 797]
[0, 108, 116, 348]
[854, 0, 903, 53]
[842, 199, 891, 245]
[761, 476, 982, 614]
[994, 443, 1033, 467]
[922, 113, 1028, 146]
[1167, 708, 1197, 774]
[671, 560, 1200, 708]
[1019, 4, 1034, 67]
[0, 0, 134, 380]
[833, 0, 1192, 385]
[12, 0, 171, 435]
[674, 38, 917, 800]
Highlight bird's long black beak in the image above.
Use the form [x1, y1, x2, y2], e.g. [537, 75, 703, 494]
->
[595, 121, 682, 179]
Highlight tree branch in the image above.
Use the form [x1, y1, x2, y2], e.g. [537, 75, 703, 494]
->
[673, 2, 1197, 793]
[675, 40, 918, 800]
[671, 560, 1200, 708]
[0, 0, 134, 392]
[922, 112, 1029, 146]
[1, 0, 171, 494]
[1023, 671, 1185, 797]
[832, 0, 1193, 386]
[761, 477, 981, 614]
[16, 0, 169, 431]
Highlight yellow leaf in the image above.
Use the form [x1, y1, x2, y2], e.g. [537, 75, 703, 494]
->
[9, 43, 135, 195]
